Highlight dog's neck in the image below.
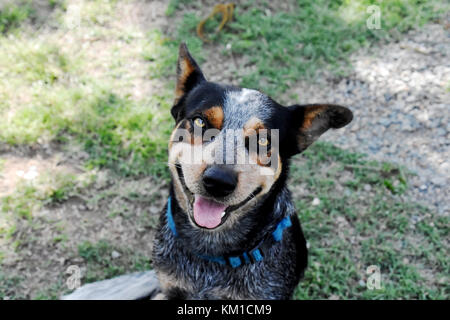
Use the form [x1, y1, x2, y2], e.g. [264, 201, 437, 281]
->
[167, 168, 294, 256]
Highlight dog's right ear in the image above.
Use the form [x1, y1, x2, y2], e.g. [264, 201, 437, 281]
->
[171, 43, 206, 121]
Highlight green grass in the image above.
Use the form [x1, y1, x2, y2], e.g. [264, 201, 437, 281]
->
[167, 0, 447, 96]
[0, 272, 25, 299]
[1, 0, 446, 178]
[144, 16, 204, 81]
[16, 239, 153, 299]
[78, 91, 173, 178]
[33, 279, 67, 300]
[166, 0, 193, 17]
[0, 11, 174, 178]
[0, 169, 96, 260]
[291, 142, 449, 299]
[77, 240, 151, 284]
[0, 0, 66, 34]
[0, 1, 33, 34]
[1, 171, 94, 220]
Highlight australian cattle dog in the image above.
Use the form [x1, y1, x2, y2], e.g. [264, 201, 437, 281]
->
[152, 43, 353, 299]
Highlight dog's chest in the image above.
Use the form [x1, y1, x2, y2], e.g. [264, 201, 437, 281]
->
[154, 233, 296, 299]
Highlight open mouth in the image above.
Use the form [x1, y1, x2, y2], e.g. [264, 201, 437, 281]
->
[193, 195, 228, 229]
[175, 163, 262, 230]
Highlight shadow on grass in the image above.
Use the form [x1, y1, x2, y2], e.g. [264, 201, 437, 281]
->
[0, 0, 65, 34]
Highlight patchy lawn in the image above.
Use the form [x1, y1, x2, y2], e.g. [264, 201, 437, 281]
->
[292, 142, 448, 299]
[163, 0, 447, 96]
[0, 0, 448, 299]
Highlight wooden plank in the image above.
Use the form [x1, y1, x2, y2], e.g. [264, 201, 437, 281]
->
[61, 270, 160, 300]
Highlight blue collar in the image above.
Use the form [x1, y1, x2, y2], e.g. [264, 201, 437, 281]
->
[165, 196, 292, 268]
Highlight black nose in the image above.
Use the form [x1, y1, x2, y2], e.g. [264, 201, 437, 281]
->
[202, 166, 238, 198]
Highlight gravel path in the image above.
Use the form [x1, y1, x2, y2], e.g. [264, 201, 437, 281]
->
[285, 23, 449, 214]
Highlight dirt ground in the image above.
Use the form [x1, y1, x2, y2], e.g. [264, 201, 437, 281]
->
[284, 23, 450, 215]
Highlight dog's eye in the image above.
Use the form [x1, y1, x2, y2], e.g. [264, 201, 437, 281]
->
[193, 117, 205, 128]
[258, 137, 269, 147]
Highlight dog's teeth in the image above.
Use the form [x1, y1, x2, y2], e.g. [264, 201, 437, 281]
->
[221, 211, 226, 218]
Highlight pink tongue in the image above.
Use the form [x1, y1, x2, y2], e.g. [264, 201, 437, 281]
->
[193, 195, 228, 229]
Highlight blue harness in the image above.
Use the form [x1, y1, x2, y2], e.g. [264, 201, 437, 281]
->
[166, 196, 292, 268]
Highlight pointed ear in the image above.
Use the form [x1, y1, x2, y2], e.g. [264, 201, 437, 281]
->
[171, 43, 206, 119]
[287, 104, 353, 154]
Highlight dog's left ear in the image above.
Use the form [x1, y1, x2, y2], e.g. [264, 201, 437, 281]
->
[287, 104, 353, 155]
[171, 43, 206, 121]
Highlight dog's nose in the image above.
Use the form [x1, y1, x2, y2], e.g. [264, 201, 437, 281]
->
[202, 166, 238, 198]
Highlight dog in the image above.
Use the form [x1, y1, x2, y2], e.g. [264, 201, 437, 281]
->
[152, 43, 353, 300]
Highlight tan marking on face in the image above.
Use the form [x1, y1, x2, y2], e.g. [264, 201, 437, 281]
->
[175, 58, 195, 104]
[168, 137, 211, 214]
[203, 106, 224, 129]
[168, 121, 183, 150]
[170, 120, 202, 148]
[184, 120, 203, 145]
[168, 134, 195, 213]
[244, 118, 274, 168]
[274, 154, 282, 180]
[255, 148, 274, 167]
[192, 128, 203, 145]
[183, 161, 208, 191]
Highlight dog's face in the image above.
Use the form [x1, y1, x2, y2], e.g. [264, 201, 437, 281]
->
[168, 44, 352, 231]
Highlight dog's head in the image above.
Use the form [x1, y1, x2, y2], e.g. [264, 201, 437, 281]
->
[168, 43, 352, 231]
